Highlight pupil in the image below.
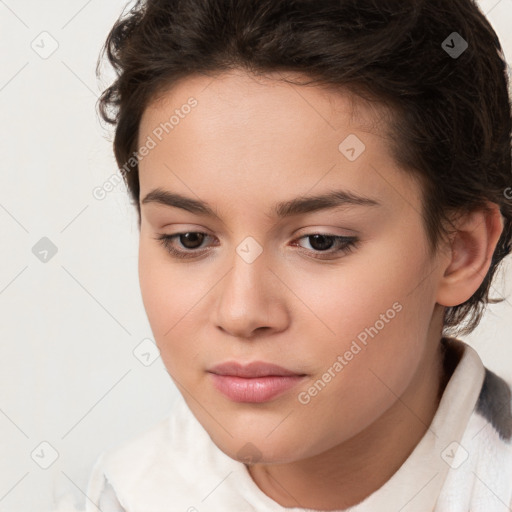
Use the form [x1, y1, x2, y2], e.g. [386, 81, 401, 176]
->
[181, 232, 204, 249]
[310, 234, 333, 251]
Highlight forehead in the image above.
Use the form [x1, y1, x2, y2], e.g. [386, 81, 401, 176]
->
[137, 69, 421, 217]
[141, 69, 391, 142]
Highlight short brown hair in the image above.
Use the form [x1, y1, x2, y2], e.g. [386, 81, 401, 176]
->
[96, 0, 512, 337]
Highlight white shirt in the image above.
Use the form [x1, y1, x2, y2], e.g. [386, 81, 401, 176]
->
[85, 338, 512, 511]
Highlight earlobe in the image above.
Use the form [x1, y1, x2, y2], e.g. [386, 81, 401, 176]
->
[436, 203, 504, 308]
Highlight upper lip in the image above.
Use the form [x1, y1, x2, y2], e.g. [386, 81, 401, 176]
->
[208, 361, 305, 378]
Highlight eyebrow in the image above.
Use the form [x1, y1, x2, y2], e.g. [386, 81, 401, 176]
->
[141, 187, 381, 218]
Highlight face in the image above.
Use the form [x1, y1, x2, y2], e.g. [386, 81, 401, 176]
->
[137, 69, 446, 464]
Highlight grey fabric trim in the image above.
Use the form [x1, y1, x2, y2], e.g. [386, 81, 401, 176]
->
[475, 367, 512, 442]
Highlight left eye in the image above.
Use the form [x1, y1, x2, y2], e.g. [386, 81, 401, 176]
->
[154, 232, 359, 260]
[295, 233, 351, 252]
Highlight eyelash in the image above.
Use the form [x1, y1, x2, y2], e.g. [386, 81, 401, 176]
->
[154, 232, 359, 260]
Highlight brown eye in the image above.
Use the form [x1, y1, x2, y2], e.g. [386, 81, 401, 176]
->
[178, 232, 206, 249]
[304, 234, 335, 251]
[155, 232, 213, 259]
[293, 233, 359, 260]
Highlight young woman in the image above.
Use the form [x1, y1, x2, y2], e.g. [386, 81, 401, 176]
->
[86, 0, 512, 510]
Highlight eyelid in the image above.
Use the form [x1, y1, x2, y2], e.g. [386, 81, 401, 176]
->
[293, 226, 359, 238]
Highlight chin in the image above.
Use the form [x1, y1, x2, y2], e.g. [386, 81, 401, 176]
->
[207, 427, 307, 465]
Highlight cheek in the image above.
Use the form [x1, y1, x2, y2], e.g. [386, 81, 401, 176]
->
[138, 250, 170, 335]
[138, 239, 196, 364]
[139, 235, 196, 328]
[296, 294, 427, 448]
[303, 239, 434, 390]
[291, 248, 410, 347]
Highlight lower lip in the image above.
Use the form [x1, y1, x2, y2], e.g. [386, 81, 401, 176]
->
[208, 373, 306, 403]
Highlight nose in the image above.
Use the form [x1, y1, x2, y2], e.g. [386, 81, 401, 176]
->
[213, 247, 289, 339]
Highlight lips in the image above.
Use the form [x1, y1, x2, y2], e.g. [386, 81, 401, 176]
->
[207, 361, 307, 403]
[207, 360, 305, 378]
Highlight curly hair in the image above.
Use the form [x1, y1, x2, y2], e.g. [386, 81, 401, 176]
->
[96, 0, 512, 337]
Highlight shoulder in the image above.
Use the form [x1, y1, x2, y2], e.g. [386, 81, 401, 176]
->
[441, 337, 512, 443]
[446, 366, 512, 508]
[85, 396, 252, 511]
[436, 341, 512, 509]
[85, 413, 175, 511]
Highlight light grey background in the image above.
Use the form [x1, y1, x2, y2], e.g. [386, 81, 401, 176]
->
[0, 1, 511, 511]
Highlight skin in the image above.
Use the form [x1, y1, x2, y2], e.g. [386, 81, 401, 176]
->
[136, 69, 503, 510]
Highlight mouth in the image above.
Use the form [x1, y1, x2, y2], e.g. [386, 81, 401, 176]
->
[207, 360, 307, 403]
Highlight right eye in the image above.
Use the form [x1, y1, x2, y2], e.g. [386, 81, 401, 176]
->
[154, 232, 215, 259]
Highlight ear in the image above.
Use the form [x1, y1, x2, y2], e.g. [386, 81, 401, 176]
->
[436, 203, 504, 308]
